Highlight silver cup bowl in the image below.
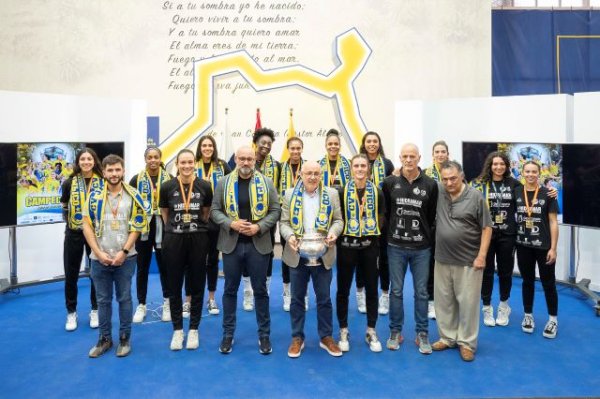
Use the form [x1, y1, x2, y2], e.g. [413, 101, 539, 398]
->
[298, 230, 327, 266]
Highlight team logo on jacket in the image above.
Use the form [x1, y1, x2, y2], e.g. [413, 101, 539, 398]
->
[413, 187, 420, 195]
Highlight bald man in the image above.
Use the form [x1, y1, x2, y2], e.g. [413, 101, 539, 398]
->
[210, 145, 281, 355]
[382, 143, 438, 355]
[279, 160, 344, 358]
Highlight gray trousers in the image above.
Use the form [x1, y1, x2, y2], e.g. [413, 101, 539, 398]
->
[434, 261, 483, 351]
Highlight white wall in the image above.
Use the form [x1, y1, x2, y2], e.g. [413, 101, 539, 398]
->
[394, 94, 576, 285]
[0, 90, 147, 284]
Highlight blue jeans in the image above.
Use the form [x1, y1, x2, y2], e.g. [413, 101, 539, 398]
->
[222, 241, 270, 338]
[290, 258, 333, 340]
[387, 245, 431, 334]
[90, 256, 136, 340]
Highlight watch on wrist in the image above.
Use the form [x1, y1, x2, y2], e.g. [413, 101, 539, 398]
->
[122, 248, 129, 255]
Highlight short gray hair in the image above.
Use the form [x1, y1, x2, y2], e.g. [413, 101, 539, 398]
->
[440, 160, 463, 174]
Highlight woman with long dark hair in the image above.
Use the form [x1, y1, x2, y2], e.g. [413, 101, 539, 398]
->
[60, 147, 103, 331]
[320, 129, 351, 189]
[357, 131, 394, 315]
[159, 149, 213, 350]
[470, 151, 519, 327]
[515, 161, 559, 339]
[130, 146, 172, 323]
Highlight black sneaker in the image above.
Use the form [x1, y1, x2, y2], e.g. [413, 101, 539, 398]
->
[116, 335, 131, 357]
[89, 336, 113, 358]
[219, 336, 234, 354]
[259, 336, 272, 355]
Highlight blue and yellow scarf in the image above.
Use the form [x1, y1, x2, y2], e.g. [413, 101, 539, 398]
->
[425, 164, 441, 182]
[257, 154, 279, 188]
[196, 160, 225, 192]
[289, 180, 333, 237]
[343, 180, 380, 237]
[87, 181, 150, 237]
[279, 159, 303, 194]
[320, 155, 350, 187]
[136, 168, 170, 216]
[469, 179, 490, 208]
[371, 155, 386, 188]
[68, 174, 103, 230]
[223, 170, 269, 221]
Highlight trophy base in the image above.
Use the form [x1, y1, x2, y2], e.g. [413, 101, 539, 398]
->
[305, 257, 322, 267]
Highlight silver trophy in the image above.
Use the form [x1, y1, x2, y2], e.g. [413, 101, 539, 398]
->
[298, 229, 327, 266]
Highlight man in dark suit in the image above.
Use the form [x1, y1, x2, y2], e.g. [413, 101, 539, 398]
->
[210, 145, 281, 355]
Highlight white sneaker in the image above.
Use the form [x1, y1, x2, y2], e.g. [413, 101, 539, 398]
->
[243, 290, 254, 311]
[496, 303, 511, 326]
[483, 305, 496, 327]
[162, 298, 171, 322]
[365, 329, 382, 352]
[378, 292, 389, 315]
[89, 310, 99, 329]
[182, 302, 191, 319]
[186, 329, 199, 350]
[170, 330, 185, 351]
[283, 290, 291, 312]
[338, 328, 350, 352]
[304, 295, 309, 312]
[356, 290, 366, 314]
[543, 319, 558, 339]
[133, 304, 147, 323]
[207, 298, 220, 315]
[65, 312, 77, 331]
[427, 301, 436, 320]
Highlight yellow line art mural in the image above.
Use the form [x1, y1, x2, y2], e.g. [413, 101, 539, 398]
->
[160, 28, 372, 164]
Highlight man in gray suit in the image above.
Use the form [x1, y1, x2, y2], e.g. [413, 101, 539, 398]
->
[279, 161, 344, 358]
[211, 146, 281, 355]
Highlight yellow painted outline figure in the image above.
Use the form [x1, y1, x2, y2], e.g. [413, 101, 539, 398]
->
[160, 28, 372, 164]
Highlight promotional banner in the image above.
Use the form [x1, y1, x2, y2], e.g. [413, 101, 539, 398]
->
[16, 143, 81, 225]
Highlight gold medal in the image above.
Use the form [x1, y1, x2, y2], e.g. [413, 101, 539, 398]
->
[110, 220, 120, 230]
[495, 214, 504, 224]
[525, 218, 534, 229]
[182, 213, 192, 223]
[178, 176, 195, 225]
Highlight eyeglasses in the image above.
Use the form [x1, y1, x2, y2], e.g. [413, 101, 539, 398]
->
[237, 157, 255, 163]
[302, 172, 321, 178]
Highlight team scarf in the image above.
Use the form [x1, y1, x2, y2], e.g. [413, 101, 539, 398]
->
[68, 174, 103, 230]
[279, 159, 303, 194]
[136, 168, 170, 216]
[289, 180, 333, 237]
[319, 155, 351, 187]
[196, 160, 225, 191]
[343, 179, 380, 237]
[87, 180, 150, 237]
[136, 168, 169, 247]
[223, 170, 269, 221]
[371, 155, 386, 188]
[425, 163, 441, 182]
[469, 179, 490, 208]
[257, 154, 279, 187]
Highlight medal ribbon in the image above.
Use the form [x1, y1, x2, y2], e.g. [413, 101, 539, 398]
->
[178, 176, 195, 214]
[523, 185, 539, 220]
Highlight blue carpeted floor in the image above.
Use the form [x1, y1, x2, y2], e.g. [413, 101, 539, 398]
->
[1, 260, 599, 398]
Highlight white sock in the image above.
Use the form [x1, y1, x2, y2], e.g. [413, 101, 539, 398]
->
[266, 276, 271, 289]
[499, 300, 509, 308]
[283, 283, 290, 295]
[549, 315, 558, 323]
[525, 312, 533, 317]
[243, 276, 252, 292]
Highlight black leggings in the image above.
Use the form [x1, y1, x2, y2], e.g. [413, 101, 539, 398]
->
[163, 232, 208, 330]
[135, 216, 170, 303]
[63, 229, 97, 313]
[516, 245, 558, 316]
[337, 243, 380, 328]
[356, 234, 389, 292]
[481, 233, 516, 306]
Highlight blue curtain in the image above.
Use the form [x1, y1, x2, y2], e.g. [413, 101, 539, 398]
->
[493, 10, 600, 95]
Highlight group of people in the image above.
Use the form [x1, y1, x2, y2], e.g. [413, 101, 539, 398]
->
[60, 129, 560, 361]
